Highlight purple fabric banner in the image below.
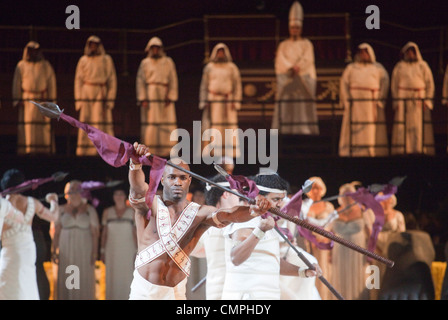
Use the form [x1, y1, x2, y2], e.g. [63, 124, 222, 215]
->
[281, 189, 334, 250]
[346, 187, 385, 256]
[59, 112, 166, 219]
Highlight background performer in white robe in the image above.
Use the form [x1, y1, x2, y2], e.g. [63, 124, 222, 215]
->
[272, 1, 319, 135]
[74, 35, 117, 156]
[12, 41, 56, 154]
[391, 42, 435, 155]
[338, 43, 389, 157]
[136, 37, 178, 157]
[199, 43, 242, 159]
[442, 63, 448, 152]
[0, 169, 59, 300]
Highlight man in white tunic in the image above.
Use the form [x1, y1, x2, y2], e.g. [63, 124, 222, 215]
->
[136, 37, 178, 157]
[191, 174, 242, 300]
[391, 42, 435, 155]
[199, 43, 242, 159]
[12, 41, 57, 154]
[272, 1, 319, 135]
[221, 172, 321, 300]
[338, 43, 389, 157]
[74, 35, 117, 156]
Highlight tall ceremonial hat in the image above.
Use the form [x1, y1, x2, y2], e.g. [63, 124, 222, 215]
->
[289, 1, 304, 27]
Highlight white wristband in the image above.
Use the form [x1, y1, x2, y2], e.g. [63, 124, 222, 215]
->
[129, 159, 142, 171]
[252, 227, 265, 240]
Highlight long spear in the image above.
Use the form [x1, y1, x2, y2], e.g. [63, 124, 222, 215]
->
[1, 171, 69, 196]
[32, 101, 394, 268]
[166, 158, 394, 268]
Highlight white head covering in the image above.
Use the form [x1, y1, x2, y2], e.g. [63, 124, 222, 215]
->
[145, 37, 166, 57]
[356, 43, 376, 63]
[289, 1, 304, 27]
[84, 35, 105, 55]
[209, 43, 232, 62]
[401, 41, 423, 61]
[23, 41, 41, 61]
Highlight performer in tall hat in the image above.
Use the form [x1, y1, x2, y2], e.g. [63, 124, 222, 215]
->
[74, 35, 117, 156]
[136, 37, 178, 157]
[12, 41, 57, 154]
[199, 43, 242, 159]
[272, 1, 319, 135]
[391, 41, 435, 155]
[339, 43, 390, 157]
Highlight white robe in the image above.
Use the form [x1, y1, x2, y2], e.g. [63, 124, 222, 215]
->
[272, 38, 319, 135]
[199, 61, 242, 159]
[74, 53, 117, 156]
[338, 62, 389, 157]
[12, 59, 56, 154]
[391, 46, 435, 155]
[136, 55, 178, 156]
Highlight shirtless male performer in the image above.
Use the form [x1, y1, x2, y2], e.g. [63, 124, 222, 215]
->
[127, 142, 272, 300]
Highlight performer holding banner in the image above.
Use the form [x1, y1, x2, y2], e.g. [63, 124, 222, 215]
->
[31, 100, 395, 299]
[128, 145, 272, 300]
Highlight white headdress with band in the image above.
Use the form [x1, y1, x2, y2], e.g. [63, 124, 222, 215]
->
[289, 1, 304, 27]
[256, 185, 287, 195]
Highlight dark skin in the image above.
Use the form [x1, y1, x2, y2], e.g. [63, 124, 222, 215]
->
[129, 142, 271, 287]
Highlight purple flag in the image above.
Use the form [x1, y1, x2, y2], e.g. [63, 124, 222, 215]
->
[282, 189, 334, 250]
[1, 177, 53, 196]
[346, 187, 385, 256]
[225, 174, 259, 199]
[58, 112, 166, 219]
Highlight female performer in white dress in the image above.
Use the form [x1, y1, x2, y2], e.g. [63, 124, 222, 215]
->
[100, 188, 137, 300]
[0, 169, 59, 300]
[52, 180, 100, 300]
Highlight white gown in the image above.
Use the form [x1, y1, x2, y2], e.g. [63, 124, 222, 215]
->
[0, 197, 40, 300]
[102, 206, 136, 300]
